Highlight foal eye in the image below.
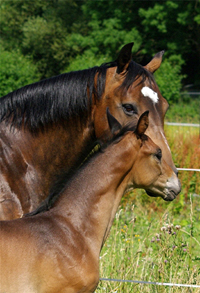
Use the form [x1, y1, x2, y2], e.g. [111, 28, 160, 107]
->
[122, 104, 137, 116]
[155, 149, 162, 161]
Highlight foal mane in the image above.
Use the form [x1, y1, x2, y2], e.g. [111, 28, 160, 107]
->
[25, 120, 137, 217]
[0, 60, 154, 132]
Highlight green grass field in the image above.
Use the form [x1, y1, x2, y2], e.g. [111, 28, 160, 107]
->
[95, 122, 200, 292]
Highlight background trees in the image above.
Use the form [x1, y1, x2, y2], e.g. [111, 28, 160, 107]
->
[0, 0, 199, 103]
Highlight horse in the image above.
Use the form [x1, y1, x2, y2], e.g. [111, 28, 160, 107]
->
[0, 42, 180, 220]
[0, 110, 181, 293]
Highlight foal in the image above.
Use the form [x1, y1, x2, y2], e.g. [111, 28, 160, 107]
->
[0, 110, 180, 293]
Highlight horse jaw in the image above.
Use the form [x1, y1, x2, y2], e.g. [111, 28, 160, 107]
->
[146, 173, 181, 201]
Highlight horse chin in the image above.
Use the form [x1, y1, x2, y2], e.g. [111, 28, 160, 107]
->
[145, 190, 177, 201]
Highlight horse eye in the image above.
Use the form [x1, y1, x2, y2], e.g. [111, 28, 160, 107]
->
[155, 149, 162, 161]
[122, 104, 137, 116]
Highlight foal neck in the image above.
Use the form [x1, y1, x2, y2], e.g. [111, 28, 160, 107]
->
[52, 132, 137, 253]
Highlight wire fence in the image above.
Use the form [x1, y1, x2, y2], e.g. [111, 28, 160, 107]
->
[99, 278, 200, 288]
[165, 122, 199, 127]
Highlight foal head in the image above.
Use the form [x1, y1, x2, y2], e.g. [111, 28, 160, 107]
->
[108, 109, 181, 201]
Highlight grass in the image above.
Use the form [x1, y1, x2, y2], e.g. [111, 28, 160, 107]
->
[95, 122, 200, 292]
[97, 196, 200, 292]
[165, 98, 200, 124]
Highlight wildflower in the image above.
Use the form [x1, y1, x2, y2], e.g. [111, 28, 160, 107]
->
[156, 238, 160, 242]
[172, 245, 177, 250]
[161, 226, 166, 232]
[164, 260, 168, 263]
[175, 225, 181, 230]
[151, 237, 155, 243]
[183, 248, 187, 252]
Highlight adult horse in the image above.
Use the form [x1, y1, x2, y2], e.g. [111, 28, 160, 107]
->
[0, 110, 181, 293]
[0, 43, 179, 220]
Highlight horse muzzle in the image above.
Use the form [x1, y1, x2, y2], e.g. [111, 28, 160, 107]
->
[146, 175, 181, 201]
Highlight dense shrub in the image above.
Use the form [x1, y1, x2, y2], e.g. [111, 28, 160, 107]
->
[0, 47, 40, 97]
[154, 55, 186, 104]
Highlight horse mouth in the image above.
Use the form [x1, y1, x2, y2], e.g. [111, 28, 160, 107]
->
[146, 190, 177, 201]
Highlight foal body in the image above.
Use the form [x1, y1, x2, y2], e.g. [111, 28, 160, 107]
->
[0, 112, 180, 293]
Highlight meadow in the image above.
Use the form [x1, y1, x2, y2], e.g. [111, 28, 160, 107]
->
[96, 100, 200, 293]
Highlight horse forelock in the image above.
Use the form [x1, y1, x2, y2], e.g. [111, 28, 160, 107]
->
[0, 66, 110, 132]
[118, 60, 155, 93]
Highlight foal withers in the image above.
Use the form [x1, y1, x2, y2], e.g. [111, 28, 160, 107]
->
[0, 110, 180, 293]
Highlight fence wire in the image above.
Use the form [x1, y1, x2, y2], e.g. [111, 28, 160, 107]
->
[100, 278, 200, 288]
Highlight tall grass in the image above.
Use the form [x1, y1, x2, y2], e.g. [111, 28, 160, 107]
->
[95, 125, 200, 293]
[165, 98, 200, 123]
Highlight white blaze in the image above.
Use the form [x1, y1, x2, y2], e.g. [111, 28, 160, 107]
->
[141, 86, 159, 103]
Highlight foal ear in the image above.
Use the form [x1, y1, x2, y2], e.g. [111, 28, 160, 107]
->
[135, 111, 149, 137]
[116, 42, 134, 74]
[144, 51, 164, 73]
[106, 108, 122, 135]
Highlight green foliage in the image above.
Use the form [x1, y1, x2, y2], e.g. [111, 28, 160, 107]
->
[154, 55, 186, 104]
[165, 99, 200, 123]
[22, 16, 69, 78]
[0, 0, 199, 89]
[0, 47, 40, 97]
[0, 0, 84, 78]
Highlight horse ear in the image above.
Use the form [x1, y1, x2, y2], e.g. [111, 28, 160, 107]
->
[116, 42, 134, 74]
[106, 108, 122, 135]
[144, 51, 164, 73]
[135, 111, 149, 137]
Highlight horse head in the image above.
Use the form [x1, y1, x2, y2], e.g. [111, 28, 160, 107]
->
[93, 43, 177, 177]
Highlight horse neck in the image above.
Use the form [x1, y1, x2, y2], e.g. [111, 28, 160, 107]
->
[52, 134, 137, 255]
[30, 119, 94, 171]
[3, 119, 95, 200]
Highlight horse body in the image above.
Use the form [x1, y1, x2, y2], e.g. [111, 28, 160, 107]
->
[0, 43, 179, 220]
[0, 111, 181, 292]
[0, 119, 95, 219]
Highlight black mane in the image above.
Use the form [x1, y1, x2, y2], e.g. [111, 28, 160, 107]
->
[0, 60, 154, 132]
[0, 66, 106, 131]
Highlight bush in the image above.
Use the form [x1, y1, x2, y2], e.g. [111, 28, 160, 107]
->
[155, 55, 186, 104]
[0, 47, 40, 97]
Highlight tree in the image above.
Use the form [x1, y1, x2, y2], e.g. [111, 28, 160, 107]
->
[0, 0, 199, 86]
[0, 47, 40, 97]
